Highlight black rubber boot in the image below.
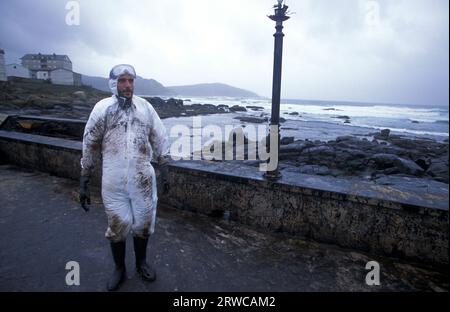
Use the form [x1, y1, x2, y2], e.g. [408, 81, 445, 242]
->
[133, 236, 156, 282]
[106, 241, 126, 291]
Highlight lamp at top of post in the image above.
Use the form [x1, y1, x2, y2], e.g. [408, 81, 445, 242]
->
[270, 0, 290, 22]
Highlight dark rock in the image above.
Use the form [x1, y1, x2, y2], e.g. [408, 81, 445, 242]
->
[146, 97, 231, 118]
[229, 105, 247, 112]
[335, 136, 354, 142]
[217, 105, 229, 112]
[280, 141, 314, 154]
[246, 106, 265, 111]
[303, 146, 336, 157]
[166, 98, 184, 107]
[147, 96, 166, 107]
[345, 159, 366, 171]
[280, 137, 295, 145]
[370, 154, 424, 176]
[289, 112, 299, 116]
[299, 165, 331, 176]
[335, 148, 368, 161]
[428, 161, 449, 183]
[334, 115, 351, 120]
[375, 129, 391, 141]
[233, 116, 268, 124]
[415, 158, 431, 171]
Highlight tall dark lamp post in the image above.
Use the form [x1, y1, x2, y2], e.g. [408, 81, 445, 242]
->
[265, 0, 290, 180]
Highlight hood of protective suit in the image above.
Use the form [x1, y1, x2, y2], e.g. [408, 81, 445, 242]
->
[108, 64, 137, 96]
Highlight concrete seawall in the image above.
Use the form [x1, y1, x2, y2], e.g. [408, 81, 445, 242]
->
[0, 117, 448, 268]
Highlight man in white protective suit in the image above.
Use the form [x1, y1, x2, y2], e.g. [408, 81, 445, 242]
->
[79, 64, 169, 291]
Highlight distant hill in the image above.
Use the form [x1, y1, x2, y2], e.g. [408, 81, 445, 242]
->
[81, 76, 259, 98]
[81, 75, 174, 96]
[167, 83, 259, 98]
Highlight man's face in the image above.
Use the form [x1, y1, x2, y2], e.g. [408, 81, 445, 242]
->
[117, 73, 134, 99]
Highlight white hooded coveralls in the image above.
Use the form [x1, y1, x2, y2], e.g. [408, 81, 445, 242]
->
[81, 95, 168, 242]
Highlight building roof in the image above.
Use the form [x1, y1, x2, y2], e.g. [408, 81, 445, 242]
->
[21, 53, 72, 62]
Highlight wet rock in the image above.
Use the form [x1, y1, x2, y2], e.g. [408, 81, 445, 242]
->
[146, 97, 230, 118]
[415, 158, 431, 171]
[166, 98, 184, 108]
[147, 97, 166, 107]
[370, 154, 424, 176]
[345, 159, 366, 172]
[303, 146, 336, 157]
[246, 106, 264, 111]
[280, 141, 314, 154]
[270, 117, 287, 123]
[217, 105, 229, 112]
[334, 115, 351, 120]
[299, 165, 331, 176]
[233, 116, 268, 124]
[229, 105, 247, 112]
[428, 160, 449, 183]
[335, 136, 354, 142]
[335, 148, 368, 161]
[280, 137, 295, 145]
[375, 129, 391, 141]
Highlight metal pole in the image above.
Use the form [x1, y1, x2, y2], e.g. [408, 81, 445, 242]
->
[265, 2, 289, 180]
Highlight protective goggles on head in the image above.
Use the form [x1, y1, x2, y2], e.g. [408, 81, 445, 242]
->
[109, 64, 136, 80]
[108, 64, 136, 96]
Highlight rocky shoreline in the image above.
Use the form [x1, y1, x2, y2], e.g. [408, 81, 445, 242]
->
[0, 78, 251, 119]
[200, 128, 449, 184]
[1, 79, 448, 184]
[278, 130, 449, 184]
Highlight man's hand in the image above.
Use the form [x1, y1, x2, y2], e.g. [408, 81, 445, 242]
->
[79, 176, 91, 212]
[157, 156, 170, 193]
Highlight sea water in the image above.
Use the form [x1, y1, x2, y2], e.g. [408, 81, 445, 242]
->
[173, 96, 449, 141]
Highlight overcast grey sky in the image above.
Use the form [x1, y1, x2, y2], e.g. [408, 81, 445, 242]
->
[0, 0, 448, 106]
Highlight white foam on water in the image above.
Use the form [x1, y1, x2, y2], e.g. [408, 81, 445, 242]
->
[157, 96, 449, 140]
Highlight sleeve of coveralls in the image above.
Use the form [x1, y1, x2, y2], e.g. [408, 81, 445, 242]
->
[148, 104, 169, 161]
[80, 105, 106, 177]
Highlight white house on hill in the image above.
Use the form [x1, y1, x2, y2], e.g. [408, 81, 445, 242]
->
[20, 53, 81, 86]
[6, 63, 31, 78]
[51, 68, 82, 86]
